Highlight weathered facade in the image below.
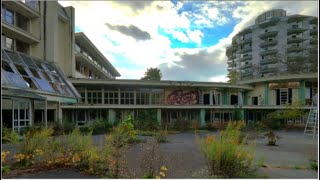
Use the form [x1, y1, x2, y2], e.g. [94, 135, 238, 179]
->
[1, 2, 318, 132]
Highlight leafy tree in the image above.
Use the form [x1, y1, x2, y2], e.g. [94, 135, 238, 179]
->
[227, 70, 239, 84]
[141, 68, 162, 81]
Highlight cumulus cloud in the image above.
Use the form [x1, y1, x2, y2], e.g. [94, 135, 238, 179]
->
[59, 1, 318, 82]
[105, 23, 151, 40]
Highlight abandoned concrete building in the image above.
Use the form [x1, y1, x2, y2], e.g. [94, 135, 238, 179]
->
[1, 1, 318, 132]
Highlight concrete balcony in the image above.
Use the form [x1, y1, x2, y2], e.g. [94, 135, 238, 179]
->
[259, 40, 278, 48]
[310, 18, 317, 25]
[240, 64, 252, 70]
[239, 47, 252, 54]
[287, 55, 304, 62]
[75, 52, 112, 79]
[287, 37, 306, 44]
[259, 49, 278, 56]
[240, 55, 252, 62]
[1, 22, 40, 44]
[227, 61, 236, 67]
[261, 67, 277, 73]
[287, 15, 308, 23]
[287, 27, 307, 35]
[260, 58, 278, 65]
[310, 29, 317, 36]
[287, 46, 305, 53]
[310, 38, 318, 45]
[226, 45, 238, 56]
[238, 37, 252, 46]
[259, 31, 278, 39]
[258, 17, 281, 28]
[2, 1, 40, 19]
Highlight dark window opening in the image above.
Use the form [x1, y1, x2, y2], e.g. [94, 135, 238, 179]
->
[16, 40, 29, 54]
[203, 94, 210, 105]
[16, 12, 29, 31]
[2, 61, 14, 73]
[15, 64, 29, 76]
[23, 77, 37, 89]
[231, 95, 238, 105]
[252, 96, 258, 105]
[29, 68, 41, 79]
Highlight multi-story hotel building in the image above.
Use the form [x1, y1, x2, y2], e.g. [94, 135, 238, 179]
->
[1, 2, 318, 132]
[226, 9, 318, 80]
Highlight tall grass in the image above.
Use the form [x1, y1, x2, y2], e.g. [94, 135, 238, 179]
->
[199, 121, 258, 178]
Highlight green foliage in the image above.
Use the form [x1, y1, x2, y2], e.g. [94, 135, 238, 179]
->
[155, 130, 168, 143]
[141, 67, 162, 80]
[1, 128, 20, 144]
[199, 121, 258, 178]
[1, 165, 11, 174]
[134, 109, 159, 131]
[49, 120, 75, 136]
[87, 119, 112, 135]
[138, 130, 157, 136]
[227, 70, 239, 84]
[172, 118, 191, 131]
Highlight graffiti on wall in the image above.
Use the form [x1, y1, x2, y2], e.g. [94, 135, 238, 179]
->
[167, 90, 198, 105]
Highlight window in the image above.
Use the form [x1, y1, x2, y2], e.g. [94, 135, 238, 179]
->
[3, 36, 14, 50]
[87, 91, 102, 104]
[16, 40, 29, 53]
[105, 91, 119, 104]
[16, 12, 28, 31]
[276, 88, 292, 105]
[265, 29, 268, 32]
[3, 7, 14, 25]
[292, 24, 299, 28]
[252, 96, 258, 105]
[25, 0, 39, 11]
[120, 91, 134, 105]
[136, 92, 150, 105]
[2, 61, 14, 73]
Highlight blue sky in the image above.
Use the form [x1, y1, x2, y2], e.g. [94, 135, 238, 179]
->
[60, 1, 318, 82]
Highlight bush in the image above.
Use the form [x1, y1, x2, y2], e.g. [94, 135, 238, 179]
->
[87, 119, 112, 135]
[49, 120, 75, 136]
[172, 118, 191, 131]
[134, 109, 159, 131]
[2, 128, 20, 144]
[155, 130, 168, 143]
[199, 121, 258, 178]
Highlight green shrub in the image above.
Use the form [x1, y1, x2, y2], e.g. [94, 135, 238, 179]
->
[199, 121, 258, 178]
[2, 128, 20, 144]
[138, 130, 157, 136]
[155, 130, 168, 143]
[49, 120, 75, 136]
[134, 109, 159, 131]
[172, 118, 191, 131]
[87, 119, 112, 135]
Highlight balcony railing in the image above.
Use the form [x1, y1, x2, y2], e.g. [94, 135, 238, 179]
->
[258, 17, 281, 28]
[259, 49, 278, 56]
[239, 47, 252, 54]
[261, 67, 277, 73]
[240, 55, 252, 62]
[287, 46, 305, 53]
[260, 40, 278, 48]
[260, 58, 278, 65]
[287, 37, 306, 44]
[258, 31, 278, 39]
[287, 27, 307, 35]
[226, 45, 238, 56]
[238, 37, 252, 46]
[287, 55, 304, 62]
[240, 64, 252, 70]
[310, 29, 318, 36]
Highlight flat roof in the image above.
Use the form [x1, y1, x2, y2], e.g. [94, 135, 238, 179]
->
[237, 73, 318, 85]
[70, 78, 253, 90]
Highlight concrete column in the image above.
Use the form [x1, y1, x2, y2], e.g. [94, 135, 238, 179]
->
[238, 92, 243, 105]
[200, 109, 206, 127]
[44, 99, 47, 128]
[118, 88, 121, 105]
[102, 86, 105, 104]
[85, 86, 87, 104]
[240, 109, 245, 121]
[134, 89, 136, 105]
[157, 109, 161, 125]
[243, 91, 248, 105]
[108, 109, 116, 124]
[299, 80, 306, 105]
[223, 89, 229, 105]
[264, 82, 269, 106]
[58, 102, 62, 124]
[209, 90, 213, 105]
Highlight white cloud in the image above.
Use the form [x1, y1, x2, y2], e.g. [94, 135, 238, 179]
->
[59, 1, 318, 81]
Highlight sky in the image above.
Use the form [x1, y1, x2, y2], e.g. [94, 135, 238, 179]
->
[59, 1, 318, 82]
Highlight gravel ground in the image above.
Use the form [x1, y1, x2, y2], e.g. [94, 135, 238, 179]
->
[2, 131, 318, 179]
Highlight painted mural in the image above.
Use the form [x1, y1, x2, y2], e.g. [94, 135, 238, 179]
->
[167, 90, 198, 105]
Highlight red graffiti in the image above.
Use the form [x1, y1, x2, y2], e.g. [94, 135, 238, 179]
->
[167, 90, 198, 105]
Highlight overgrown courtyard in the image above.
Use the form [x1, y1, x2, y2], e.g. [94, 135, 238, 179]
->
[1, 117, 318, 179]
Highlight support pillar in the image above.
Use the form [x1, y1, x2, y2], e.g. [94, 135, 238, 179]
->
[222, 89, 229, 105]
[209, 90, 213, 105]
[44, 99, 47, 128]
[58, 102, 62, 124]
[299, 80, 306, 105]
[157, 109, 161, 125]
[240, 109, 245, 121]
[108, 109, 116, 124]
[264, 82, 269, 106]
[200, 109, 206, 127]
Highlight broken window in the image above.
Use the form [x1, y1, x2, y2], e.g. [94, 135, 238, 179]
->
[2, 61, 14, 73]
